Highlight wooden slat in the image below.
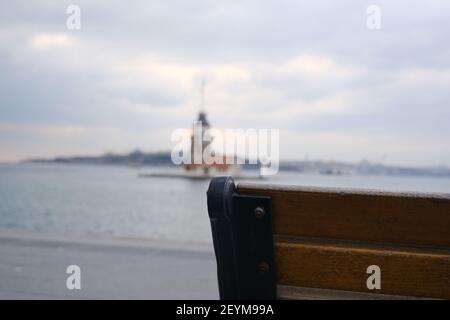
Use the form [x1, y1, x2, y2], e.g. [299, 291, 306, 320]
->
[238, 183, 450, 247]
[277, 285, 429, 300]
[275, 239, 450, 299]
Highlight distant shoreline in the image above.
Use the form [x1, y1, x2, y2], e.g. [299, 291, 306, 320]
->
[21, 150, 450, 178]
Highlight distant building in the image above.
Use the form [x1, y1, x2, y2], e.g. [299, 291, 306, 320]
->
[183, 111, 239, 176]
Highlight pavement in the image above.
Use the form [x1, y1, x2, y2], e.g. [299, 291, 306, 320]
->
[0, 230, 219, 299]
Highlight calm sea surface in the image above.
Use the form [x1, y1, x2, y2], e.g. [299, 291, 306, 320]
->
[1, 163, 449, 245]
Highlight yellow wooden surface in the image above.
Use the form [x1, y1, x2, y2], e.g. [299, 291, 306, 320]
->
[238, 183, 450, 247]
[237, 183, 450, 298]
[275, 239, 450, 299]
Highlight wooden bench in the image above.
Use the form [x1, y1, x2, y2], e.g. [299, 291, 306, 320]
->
[206, 176, 450, 300]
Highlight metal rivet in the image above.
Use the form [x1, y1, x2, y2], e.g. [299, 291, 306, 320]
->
[258, 261, 270, 274]
[254, 207, 265, 219]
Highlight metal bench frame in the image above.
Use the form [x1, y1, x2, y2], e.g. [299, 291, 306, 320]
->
[207, 176, 276, 299]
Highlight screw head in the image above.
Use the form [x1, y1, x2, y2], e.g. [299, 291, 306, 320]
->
[257, 261, 270, 275]
[254, 207, 265, 219]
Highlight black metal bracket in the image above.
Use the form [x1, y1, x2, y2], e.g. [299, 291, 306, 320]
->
[207, 177, 276, 299]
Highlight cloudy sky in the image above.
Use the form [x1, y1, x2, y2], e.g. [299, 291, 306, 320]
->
[0, 1, 449, 166]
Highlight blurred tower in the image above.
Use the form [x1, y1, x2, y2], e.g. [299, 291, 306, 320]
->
[189, 111, 211, 174]
[187, 80, 211, 174]
[184, 80, 234, 175]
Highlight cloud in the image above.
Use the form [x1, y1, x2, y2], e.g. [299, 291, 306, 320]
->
[282, 54, 358, 78]
[30, 33, 73, 49]
[0, 1, 449, 166]
[0, 123, 87, 137]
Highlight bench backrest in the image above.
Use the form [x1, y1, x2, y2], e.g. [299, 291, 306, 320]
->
[207, 177, 450, 299]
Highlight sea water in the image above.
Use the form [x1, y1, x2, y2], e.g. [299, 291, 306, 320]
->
[0, 163, 449, 245]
